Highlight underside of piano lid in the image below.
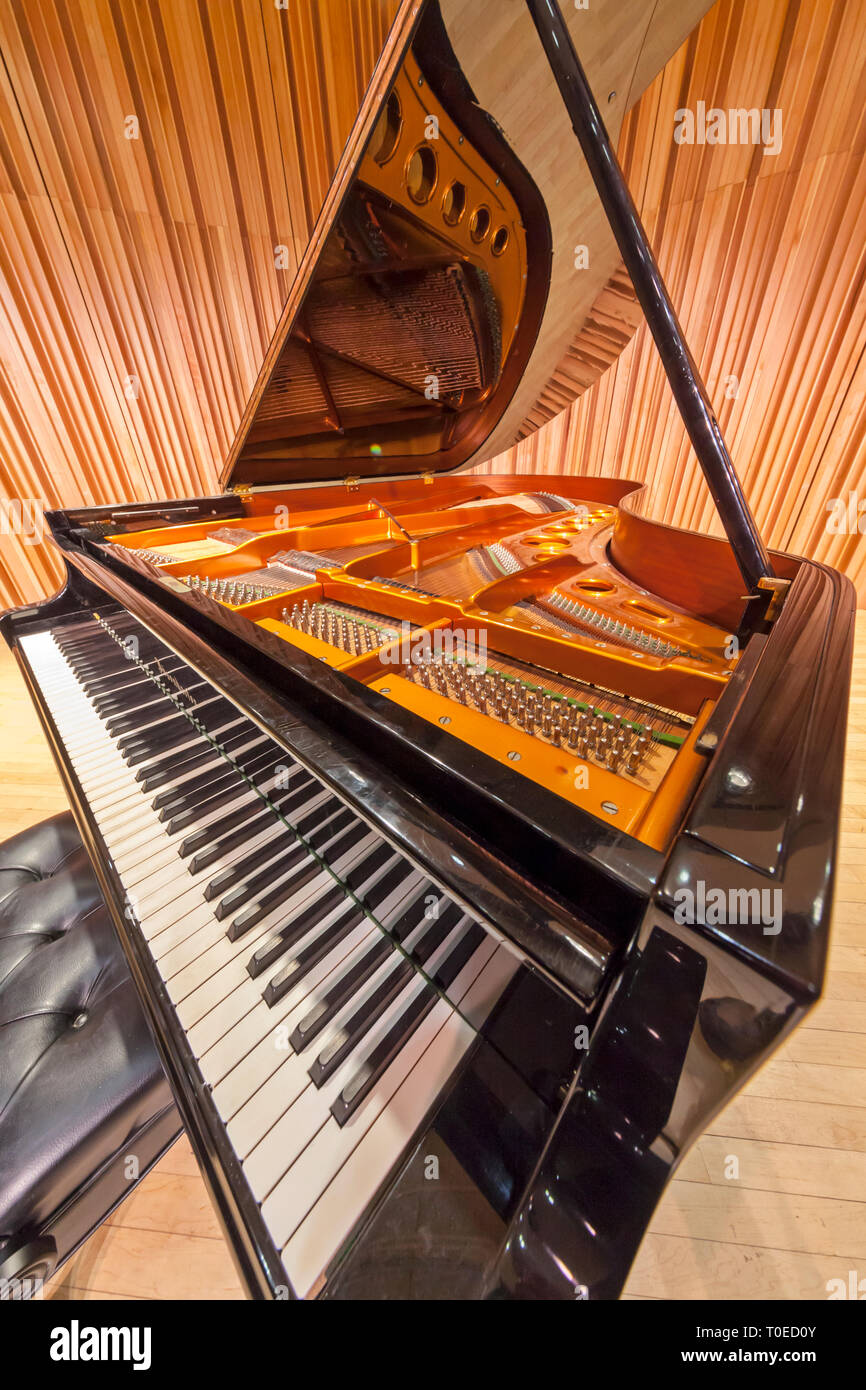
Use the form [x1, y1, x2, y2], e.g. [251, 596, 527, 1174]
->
[221, 0, 713, 490]
[13, 0, 854, 1303]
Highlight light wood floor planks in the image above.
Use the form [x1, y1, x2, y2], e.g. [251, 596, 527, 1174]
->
[1, 617, 862, 1302]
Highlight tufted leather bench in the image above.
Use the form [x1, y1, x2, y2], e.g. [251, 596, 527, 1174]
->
[0, 812, 182, 1296]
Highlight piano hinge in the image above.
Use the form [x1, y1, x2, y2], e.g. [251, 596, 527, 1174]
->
[757, 576, 791, 622]
[229, 483, 253, 497]
[420, 471, 434, 485]
[740, 576, 791, 624]
[344, 475, 361, 492]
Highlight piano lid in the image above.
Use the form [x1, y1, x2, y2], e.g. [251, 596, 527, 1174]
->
[221, 0, 712, 491]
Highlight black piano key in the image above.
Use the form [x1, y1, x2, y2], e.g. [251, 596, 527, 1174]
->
[410, 901, 465, 966]
[257, 852, 413, 999]
[152, 743, 276, 814]
[294, 796, 343, 839]
[226, 857, 326, 940]
[220, 812, 366, 935]
[82, 657, 185, 699]
[216, 803, 364, 917]
[284, 861, 419, 1039]
[109, 693, 231, 741]
[148, 737, 270, 807]
[248, 885, 349, 978]
[136, 719, 274, 782]
[178, 794, 266, 856]
[94, 669, 205, 717]
[87, 672, 157, 705]
[344, 842, 393, 893]
[206, 834, 306, 905]
[56, 628, 105, 651]
[116, 711, 205, 759]
[316, 818, 371, 865]
[357, 858, 411, 913]
[104, 693, 195, 738]
[259, 902, 370, 1002]
[122, 719, 209, 765]
[112, 685, 206, 726]
[202, 789, 328, 872]
[76, 651, 157, 679]
[123, 712, 245, 768]
[289, 937, 394, 1045]
[329, 986, 439, 1127]
[164, 780, 259, 833]
[162, 755, 284, 831]
[109, 701, 180, 743]
[190, 805, 286, 874]
[137, 723, 253, 788]
[179, 774, 315, 858]
[432, 923, 487, 991]
[89, 673, 166, 712]
[112, 676, 226, 722]
[306, 806, 355, 850]
[121, 688, 233, 740]
[214, 829, 327, 920]
[387, 886, 438, 944]
[311, 959, 416, 1089]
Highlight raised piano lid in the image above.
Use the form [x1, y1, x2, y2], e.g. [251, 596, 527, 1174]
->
[221, 0, 713, 492]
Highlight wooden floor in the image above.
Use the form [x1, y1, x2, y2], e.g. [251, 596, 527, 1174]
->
[1, 622, 863, 1302]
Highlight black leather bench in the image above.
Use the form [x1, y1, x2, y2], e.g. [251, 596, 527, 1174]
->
[0, 813, 182, 1296]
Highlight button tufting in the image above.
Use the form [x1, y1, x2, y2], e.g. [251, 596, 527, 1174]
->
[71, 1012, 88, 1030]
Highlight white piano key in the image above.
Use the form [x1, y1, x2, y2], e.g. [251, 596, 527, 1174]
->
[281, 1010, 473, 1295]
[237, 915, 481, 1192]
[202, 871, 425, 1106]
[19, 623, 520, 1301]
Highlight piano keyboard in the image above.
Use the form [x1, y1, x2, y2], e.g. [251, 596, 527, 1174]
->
[19, 612, 519, 1296]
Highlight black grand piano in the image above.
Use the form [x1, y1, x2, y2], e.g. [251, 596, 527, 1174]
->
[1, 0, 854, 1299]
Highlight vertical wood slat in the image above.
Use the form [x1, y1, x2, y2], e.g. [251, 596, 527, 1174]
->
[0, 0, 397, 607]
[486, 0, 866, 601]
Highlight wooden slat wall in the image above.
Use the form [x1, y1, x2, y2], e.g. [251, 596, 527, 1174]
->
[484, 0, 866, 600]
[1, 0, 864, 607]
[0, 0, 397, 608]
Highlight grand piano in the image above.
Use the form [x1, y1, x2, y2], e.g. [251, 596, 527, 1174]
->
[1, 0, 855, 1299]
